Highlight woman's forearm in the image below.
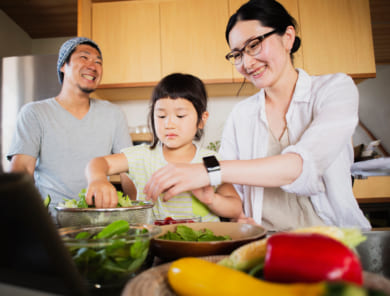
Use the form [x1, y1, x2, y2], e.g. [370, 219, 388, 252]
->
[220, 153, 303, 187]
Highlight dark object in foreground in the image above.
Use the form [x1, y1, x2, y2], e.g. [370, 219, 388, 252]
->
[0, 173, 88, 295]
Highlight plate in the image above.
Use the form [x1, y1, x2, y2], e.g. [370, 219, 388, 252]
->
[121, 255, 225, 296]
[151, 222, 267, 261]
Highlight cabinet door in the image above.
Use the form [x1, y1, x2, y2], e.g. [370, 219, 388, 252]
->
[228, 0, 303, 80]
[160, 0, 233, 82]
[298, 0, 375, 77]
[92, 1, 161, 85]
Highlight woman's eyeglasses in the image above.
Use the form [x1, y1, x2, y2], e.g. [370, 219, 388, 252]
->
[225, 30, 277, 65]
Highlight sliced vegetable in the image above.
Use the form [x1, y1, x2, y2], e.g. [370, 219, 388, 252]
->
[59, 189, 133, 208]
[168, 258, 373, 296]
[264, 233, 363, 285]
[117, 191, 132, 207]
[218, 226, 366, 272]
[218, 236, 267, 270]
[61, 198, 78, 208]
[77, 189, 89, 208]
[44, 195, 51, 208]
[154, 216, 196, 225]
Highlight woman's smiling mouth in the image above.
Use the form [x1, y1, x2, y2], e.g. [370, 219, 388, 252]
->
[250, 65, 266, 78]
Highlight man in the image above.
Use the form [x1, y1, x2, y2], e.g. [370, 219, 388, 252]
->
[7, 37, 132, 211]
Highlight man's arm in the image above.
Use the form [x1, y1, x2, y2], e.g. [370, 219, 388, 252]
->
[8, 154, 37, 177]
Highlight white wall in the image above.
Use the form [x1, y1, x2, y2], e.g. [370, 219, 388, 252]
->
[0, 10, 31, 58]
[1, 9, 389, 154]
[114, 96, 244, 148]
[356, 65, 390, 154]
[31, 37, 73, 55]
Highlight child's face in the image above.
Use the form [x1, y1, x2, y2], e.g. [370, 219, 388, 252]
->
[154, 97, 204, 150]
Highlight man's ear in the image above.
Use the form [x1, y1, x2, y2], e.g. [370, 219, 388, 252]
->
[60, 63, 66, 78]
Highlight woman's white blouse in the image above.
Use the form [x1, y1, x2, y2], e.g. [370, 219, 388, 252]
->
[220, 69, 371, 229]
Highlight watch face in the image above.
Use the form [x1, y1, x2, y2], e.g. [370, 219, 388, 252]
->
[203, 156, 220, 170]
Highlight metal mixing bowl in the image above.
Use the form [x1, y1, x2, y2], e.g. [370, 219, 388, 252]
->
[357, 230, 390, 278]
[55, 201, 154, 227]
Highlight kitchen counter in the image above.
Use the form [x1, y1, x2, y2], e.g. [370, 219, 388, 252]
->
[109, 174, 121, 184]
[3, 229, 390, 296]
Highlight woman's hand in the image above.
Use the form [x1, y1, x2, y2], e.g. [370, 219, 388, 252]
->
[144, 163, 210, 202]
[86, 179, 118, 208]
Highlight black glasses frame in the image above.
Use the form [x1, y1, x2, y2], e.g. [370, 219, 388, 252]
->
[225, 29, 278, 65]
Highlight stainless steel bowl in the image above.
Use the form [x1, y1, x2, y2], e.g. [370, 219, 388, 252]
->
[55, 201, 154, 227]
[357, 230, 390, 278]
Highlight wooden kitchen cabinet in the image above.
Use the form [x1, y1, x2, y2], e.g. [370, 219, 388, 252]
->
[78, 0, 376, 100]
[160, 0, 233, 82]
[298, 0, 376, 78]
[92, 0, 161, 85]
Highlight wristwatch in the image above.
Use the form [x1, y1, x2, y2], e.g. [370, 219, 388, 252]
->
[202, 155, 221, 187]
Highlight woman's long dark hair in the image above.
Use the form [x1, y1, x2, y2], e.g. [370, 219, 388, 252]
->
[226, 0, 301, 57]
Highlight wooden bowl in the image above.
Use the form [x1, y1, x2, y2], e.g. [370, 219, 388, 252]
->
[151, 222, 266, 261]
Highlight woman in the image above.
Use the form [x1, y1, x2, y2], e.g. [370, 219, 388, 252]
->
[144, 0, 370, 230]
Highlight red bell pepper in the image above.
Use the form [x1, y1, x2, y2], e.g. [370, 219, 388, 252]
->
[264, 233, 363, 285]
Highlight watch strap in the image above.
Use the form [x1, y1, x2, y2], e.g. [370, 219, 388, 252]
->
[208, 169, 221, 187]
[202, 155, 221, 187]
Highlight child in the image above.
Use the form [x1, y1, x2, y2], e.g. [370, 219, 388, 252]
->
[85, 73, 242, 222]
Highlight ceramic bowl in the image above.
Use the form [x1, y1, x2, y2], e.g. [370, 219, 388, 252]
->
[151, 222, 266, 261]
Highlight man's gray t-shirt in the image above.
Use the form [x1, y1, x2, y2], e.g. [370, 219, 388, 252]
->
[7, 98, 132, 207]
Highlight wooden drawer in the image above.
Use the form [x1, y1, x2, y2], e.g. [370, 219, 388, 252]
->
[353, 176, 390, 203]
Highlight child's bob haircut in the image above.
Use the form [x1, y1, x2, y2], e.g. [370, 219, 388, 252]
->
[148, 73, 208, 149]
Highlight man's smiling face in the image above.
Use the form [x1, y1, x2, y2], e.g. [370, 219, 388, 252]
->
[61, 44, 103, 93]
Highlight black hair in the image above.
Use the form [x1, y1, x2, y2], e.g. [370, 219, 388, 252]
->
[226, 0, 301, 58]
[64, 41, 102, 65]
[148, 73, 208, 149]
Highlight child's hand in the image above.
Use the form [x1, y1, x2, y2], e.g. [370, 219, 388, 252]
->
[191, 186, 215, 206]
[230, 212, 259, 226]
[86, 179, 118, 208]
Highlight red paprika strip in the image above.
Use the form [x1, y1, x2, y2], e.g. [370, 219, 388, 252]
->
[264, 233, 363, 285]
